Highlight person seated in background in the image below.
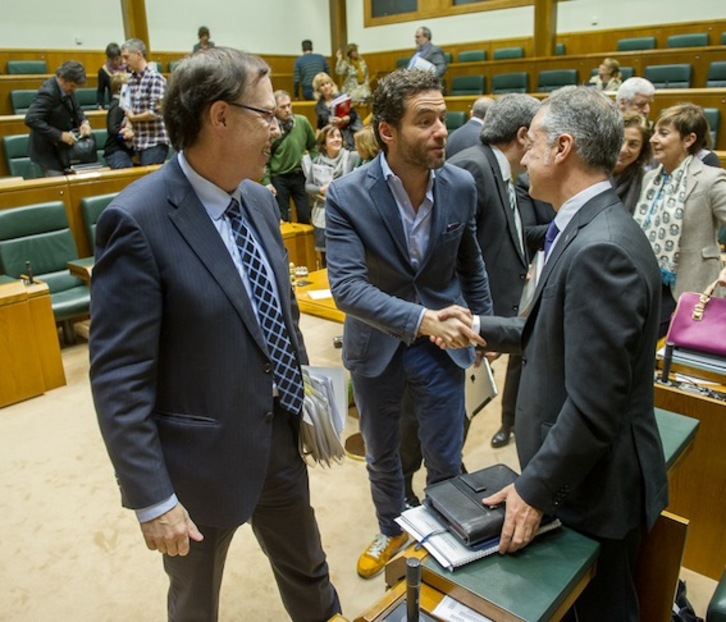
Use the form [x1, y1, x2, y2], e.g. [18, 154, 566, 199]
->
[303, 125, 359, 264]
[335, 43, 371, 103]
[616, 77, 655, 119]
[445, 96, 494, 158]
[97, 43, 126, 109]
[612, 112, 652, 213]
[294, 39, 330, 101]
[104, 73, 134, 170]
[635, 103, 726, 338]
[193, 26, 214, 53]
[25, 60, 92, 177]
[588, 57, 622, 92]
[313, 72, 362, 150]
[353, 124, 379, 165]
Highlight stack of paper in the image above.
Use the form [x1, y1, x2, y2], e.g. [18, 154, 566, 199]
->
[299, 366, 347, 467]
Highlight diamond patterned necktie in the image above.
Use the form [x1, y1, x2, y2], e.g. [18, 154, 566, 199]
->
[544, 221, 560, 259]
[226, 198, 305, 414]
[507, 181, 525, 256]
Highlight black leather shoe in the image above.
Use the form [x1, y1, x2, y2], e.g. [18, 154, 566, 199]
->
[491, 426, 512, 448]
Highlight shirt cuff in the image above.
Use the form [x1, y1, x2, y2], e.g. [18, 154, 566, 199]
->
[471, 314, 481, 337]
[135, 493, 179, 523]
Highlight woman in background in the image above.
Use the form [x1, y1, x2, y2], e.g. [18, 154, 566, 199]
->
[612, 112, 652, 213]
[103, 73, 134, 170]
[313, 72, 361, 151]
[634, 103, 726, 337]
[96, 43, 125, 109]
[353, 125, 379, 166]
[303, 125, 359, 264]
[335, 43, 371, 103]
[588, 57, 622, 92]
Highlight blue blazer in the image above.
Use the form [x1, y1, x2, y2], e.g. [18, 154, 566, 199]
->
[90, 157, 307, 528]
[326, 155, 492, 378]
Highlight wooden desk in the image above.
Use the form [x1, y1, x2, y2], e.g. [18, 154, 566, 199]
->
[655, 380, 726, 580]
[0, 280, 65, 408]
[295, 269, 345, 323]
[280, 222, 317, 273]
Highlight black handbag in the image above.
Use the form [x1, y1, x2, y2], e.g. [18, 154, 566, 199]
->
[67, 134, 97, 164]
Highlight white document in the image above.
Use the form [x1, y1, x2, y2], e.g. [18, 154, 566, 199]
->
[433, 596, 494, 622]
[307, 289, 332, 300]
[411, 55, 436, 73]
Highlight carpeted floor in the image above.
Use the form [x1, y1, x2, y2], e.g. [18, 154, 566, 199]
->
[0, 314, 716, 620]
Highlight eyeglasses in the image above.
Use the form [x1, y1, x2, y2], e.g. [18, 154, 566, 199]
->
[227, 102, 277, 125]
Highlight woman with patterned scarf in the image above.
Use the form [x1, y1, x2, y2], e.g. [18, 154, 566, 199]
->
[335, 43, 371, 103]
[634, 103, 726, 337]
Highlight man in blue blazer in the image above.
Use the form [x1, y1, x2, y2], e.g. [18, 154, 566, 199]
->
[439, 87, 668, 621]
[90, 49, 339, 621]
[326, 69, 492, 578]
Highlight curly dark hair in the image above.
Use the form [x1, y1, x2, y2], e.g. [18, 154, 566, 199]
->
[371, 69, 442, 154]
[163, 47, 270, 151]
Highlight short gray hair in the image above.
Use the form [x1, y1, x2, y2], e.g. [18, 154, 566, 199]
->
[616, 77, 655, 105]
[419, 26, 432, 40]
[480, 94, 539, 144]
[122, 38, 147, 58]
[471, 96, 494, 120]
[539, 86, 623, 174]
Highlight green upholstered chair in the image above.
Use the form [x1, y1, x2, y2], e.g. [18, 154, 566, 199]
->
[6, 60, 47, 74]
[449, 75, 486, 96]
[0, 202, 90, 344]
[80, 193, 118, 251]
[493, 47, 524, 60]
[555, 43, 565, 55]
[589, 66, 635, 80]
[537, 69, 578, 93]
[150, 61, 164, 73]
[704, 108, 720, 148]
[91, 129, 108, 165]
[666, 33, 709, 48]
[10, 89, 37, 115]
[168, 60, 182, 72]
[443, 52, 453, 64]
[708, 568, 726, 622]
[396, 57, 410, 69]
[74, 88, 97, 111]
[445, 111, 466, 131]
[491, 72, 528, 94]
[2, 134, 42, 179]
[458, 50, 486, 63]
[707, 62, 726, 88]
[722, 32, 726, 45]
[643, 64, 692, 89]
[617, 37, 657, 51]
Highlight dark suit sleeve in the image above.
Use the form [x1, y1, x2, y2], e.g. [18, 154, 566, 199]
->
[315, 99, 329, 130]
[478, 315, 525, 353]
[97, 68, 109, 107]
[515, 241, 654, 516]
[24, 87, 63, 145]
[89, 205, 174, 510]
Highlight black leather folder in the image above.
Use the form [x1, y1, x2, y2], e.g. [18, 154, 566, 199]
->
[424, 464, 518, 547]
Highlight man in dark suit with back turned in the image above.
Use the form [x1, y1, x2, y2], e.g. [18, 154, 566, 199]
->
[25, 60, 92, 176]
[439, 87, 668, 621]
[326, 68, 492, 579]
[449, 94, 540, 449]
[445, 96, 494, 158]
[90, 48, 340, 622]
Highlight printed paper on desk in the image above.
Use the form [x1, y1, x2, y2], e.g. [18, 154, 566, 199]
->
[433, 596, 494, 622]
[307, 289, 332, 300]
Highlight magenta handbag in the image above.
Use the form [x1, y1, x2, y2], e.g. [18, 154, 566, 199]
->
[666, 280, 726, 357]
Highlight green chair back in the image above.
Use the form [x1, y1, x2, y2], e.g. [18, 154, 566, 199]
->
[75, 88, 97, 111]
[10, 89, 37, 115]
[443, 52, 453, 64]
[643, 64, 692, 89]
[491, 72, 528, 94]
[450, 75, 486, 96]
[168, 60, 182, 72]
[703, 108, 720, 148]
[493, 47, 524, 60]
[2, 134, 42, 179]
[445, 111, 467, 131]
[537, 69, 578, 93]
[396, 57, 409, 69]
[6, 60, 47, 74]
[458, 50, 486, 63]
[706, 62, 726, 88]
[555, 43, 565, 56]
[91, 129, 108, 165]
[617, 37, 657, 51]
[666, 33, 709, 48]
[80, 193, 118, 250]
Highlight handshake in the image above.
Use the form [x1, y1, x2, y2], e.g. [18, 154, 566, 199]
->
[419, 305, 486, 350]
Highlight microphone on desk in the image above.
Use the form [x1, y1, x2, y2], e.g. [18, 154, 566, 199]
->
[661, 342, 674, 384]
[406, 557, 421, 622]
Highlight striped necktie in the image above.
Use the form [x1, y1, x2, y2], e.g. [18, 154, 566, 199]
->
[226, 198, 305, 414]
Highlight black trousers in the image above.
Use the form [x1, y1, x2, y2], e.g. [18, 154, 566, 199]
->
[500, 354, 523, 429]
[564, 526, 642, 622]
[271, 172, 311, 224]
[162, 411, 340, 622]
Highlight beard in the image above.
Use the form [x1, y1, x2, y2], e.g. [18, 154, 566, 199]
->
[398, 133, 446, 171]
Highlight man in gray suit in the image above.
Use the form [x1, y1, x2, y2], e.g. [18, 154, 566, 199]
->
[90, 48, 339, 622]
[449, 94, 540, 449]
[326, 68, 492, 579]
[409, 26, 448, 78]
[440, 87, 668, 621]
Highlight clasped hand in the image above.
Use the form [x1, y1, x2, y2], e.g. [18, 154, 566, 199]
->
[420, 305, 486, 349]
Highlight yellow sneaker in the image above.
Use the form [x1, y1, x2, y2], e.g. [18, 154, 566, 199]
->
[357, 532, 409, 579]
